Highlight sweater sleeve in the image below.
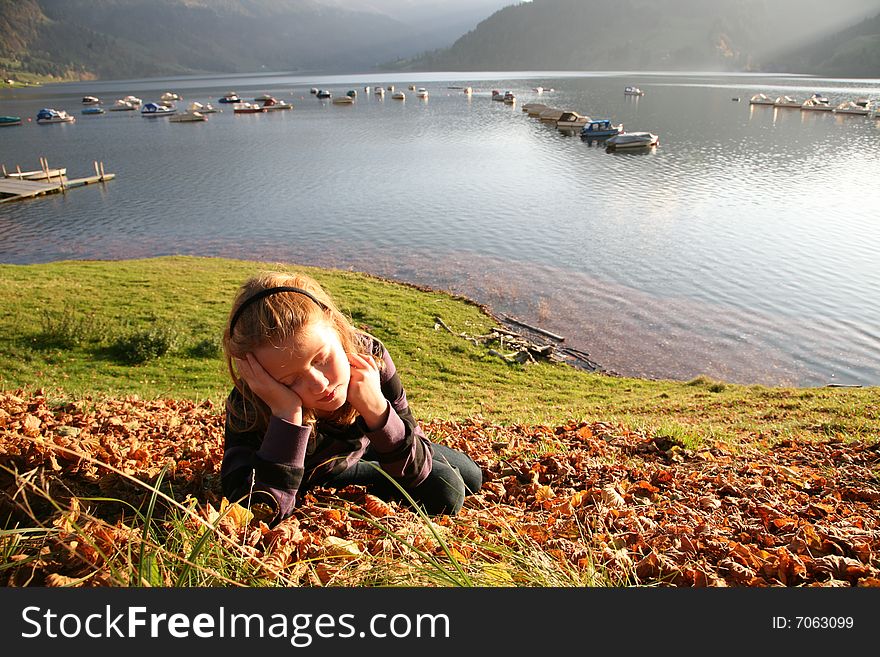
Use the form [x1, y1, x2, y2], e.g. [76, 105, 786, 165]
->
[221, 389, 311, 524]
[354, 342, 433, 487]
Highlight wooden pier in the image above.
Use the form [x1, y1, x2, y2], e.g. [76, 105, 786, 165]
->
[0, 158, 114, 204]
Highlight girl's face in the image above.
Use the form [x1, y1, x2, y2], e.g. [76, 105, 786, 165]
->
[252, 319, 351, 413]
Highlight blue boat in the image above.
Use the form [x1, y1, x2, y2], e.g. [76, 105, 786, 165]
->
[580, 119, 623, 140]
[0, 115, 22, 126]
[82, 107, 105, 115]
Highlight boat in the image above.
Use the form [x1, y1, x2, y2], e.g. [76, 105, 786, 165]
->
[605, 131, 659, 150]
[491, 90, 505, 101]
[556, 111, 590, 130]
[109, 99, 136, 111]
[35, 108, 75, 124]
[141, 102, 176, 117]
[580, 119, 623, 140]
[624, 86, 645, 96]
[521, 102, 547, 113]
[408, 85, 416, 91]
[387, 85, 395, 91]
[188, 101, 219, 114]
[463, 87, 473, 96]
[122, 95, 142, 107]
[809, 92, 830, 104]
[260, 97, 293, 110]
[749, 93, 775, 105]
[310, 88, 318, 95]
[254, 93, 274, 102]
[364, 86, 371, 93]
[346, 89, 358, 98]
[160, 92, 181, 103]
[169, 109, 206, 122]
[0, 115, 22, 127]
[526, 104, 549, 117]
[81, 107, 105, 115]
[233, 102, 265, 114]
[332, 96, 354, 105]
[503, 91, 516, 104]
[801, 96, 833, 112]
[392, 91, 405, 100]
[417, 87, 428, 99]
[774, 95, 801, 108]
[375, 87, 385, 97]
[538, 108, 565, 124]
[219, 91, 241, 104]
[316, 89, 332, 99]
[533, 86, 544, 94]
[81, 96, 100, 105]
[833, 100, 870, 115]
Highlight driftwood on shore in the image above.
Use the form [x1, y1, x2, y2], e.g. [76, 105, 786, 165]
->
[434, 315, 605, 373]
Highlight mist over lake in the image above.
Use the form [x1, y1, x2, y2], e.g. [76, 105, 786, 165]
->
[1, 70, 879, 387]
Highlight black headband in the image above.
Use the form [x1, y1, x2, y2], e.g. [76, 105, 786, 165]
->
[229, 286, 329, 334]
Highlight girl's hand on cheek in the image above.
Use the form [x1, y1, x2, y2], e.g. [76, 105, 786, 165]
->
[346, 353, 387, 428]
[235, 353, 303, 424]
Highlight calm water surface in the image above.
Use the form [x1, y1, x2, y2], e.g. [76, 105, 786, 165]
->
[2, 70, 879, 387]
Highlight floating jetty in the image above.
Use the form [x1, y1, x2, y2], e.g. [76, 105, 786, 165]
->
[0, 158, 114, 203]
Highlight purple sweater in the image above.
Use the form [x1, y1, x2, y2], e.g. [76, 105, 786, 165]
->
[221, 338, 433, 524]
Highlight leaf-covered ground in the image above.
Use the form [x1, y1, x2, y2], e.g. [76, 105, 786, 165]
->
[1, 391, 879, 587]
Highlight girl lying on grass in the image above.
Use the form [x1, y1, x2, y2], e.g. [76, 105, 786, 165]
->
[221, 271, 482, 525]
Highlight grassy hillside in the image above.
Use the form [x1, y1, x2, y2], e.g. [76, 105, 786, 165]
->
[1, 256, 877, 446]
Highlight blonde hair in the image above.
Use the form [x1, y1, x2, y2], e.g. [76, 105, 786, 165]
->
[222, 271, 380, 433]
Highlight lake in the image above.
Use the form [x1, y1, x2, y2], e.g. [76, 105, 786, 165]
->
[1, 70, 879, 387]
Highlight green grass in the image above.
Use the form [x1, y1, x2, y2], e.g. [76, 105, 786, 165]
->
[1, 256, 878, 446]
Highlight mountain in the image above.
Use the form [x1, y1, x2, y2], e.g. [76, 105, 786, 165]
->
[768, 11, 880, 77]
[400, 0, 880, 75]
[0, 0, 519, 81]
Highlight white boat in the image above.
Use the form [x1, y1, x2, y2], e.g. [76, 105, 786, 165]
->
[801, 96, 833, 112]
[219, 91, 241, 103]
[169, 109, 206, 122]
[605, 131, 659, 150]
[749, 93, 775, 106]
[332, 96, 354, 104]
[316, 89, 331, 99]
[310, 88, 318, 95]
[375, 87, 385, 97]
[624, 86, 645, 96]
[260, 97, 293, 110]
[35, 108, 75, 124]
[140, 102, 176, 117]
[254, 93, 274, 102]
[833, 100, 870, 115]
[81, 96, 100, 105]
[533, 86, 544, 94]
[109, 99, 136, 111]
[463, 87, 473, 96]
[122, 95, 143, 107]
[233, 102, 265, 114]
[392, 91, 405, 100]
[160, 92, 181, 103]
[556, 111, 590, 130]
[774, 95, 801, 108]
[417, 87, 428, 99]
[188, 101, 219, 113]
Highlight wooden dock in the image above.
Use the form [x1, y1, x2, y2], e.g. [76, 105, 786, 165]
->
[0, 159, 114, 204]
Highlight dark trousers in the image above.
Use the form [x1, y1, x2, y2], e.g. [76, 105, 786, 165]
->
[323, 443, 482, 516]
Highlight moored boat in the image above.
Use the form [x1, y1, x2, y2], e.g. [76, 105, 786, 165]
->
[605, 131, 659, 150]
[35, 108, 75, 124]
[833, 100, 870, 115]
[160, 92, 181, 103]
[375, 87, 385, 97]
[219, 91, 241, 104]
[188, 101, 219, 113]
[82, 96, 100, 105]
[749, 93, 775, 106]
[81, 107, 105, 115]
[0, 115, 22, 127]
[140, 102, 176, 117]
[556, 111, 590, 130]
[260, 97, 293, 110]
[417, 87, 428, 99]
[580, 118, 623, 140]
[169, 109, 206, 122]
[233, 102, 265, 114]
[316, 89, 332, 99]
[624, 86, 645, 96]
[392, 91, 405, 100]
[332, 96, 354, 105]
[109, 99, 136, 111]
[774, 95, 801, 108]
[538, 108, 564, 124]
